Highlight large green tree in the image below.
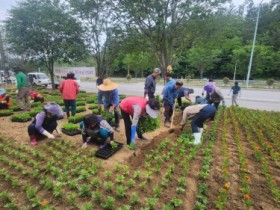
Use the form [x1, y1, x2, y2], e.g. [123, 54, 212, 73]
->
[5, 0, 86, 88]
[68, 0, 116, 77]
[117, 0, 230, 73]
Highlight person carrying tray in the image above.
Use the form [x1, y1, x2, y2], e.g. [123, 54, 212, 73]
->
[81, 114, 115, 149]
[28, 103, 64, 145]
[120, 97, 160, 145]
[97, 78, 120, 132]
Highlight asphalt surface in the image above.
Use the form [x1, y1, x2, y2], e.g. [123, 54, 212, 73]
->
[80, 81, 280, 112]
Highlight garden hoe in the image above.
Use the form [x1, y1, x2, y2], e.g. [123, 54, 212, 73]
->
[168, 100, 177, 133]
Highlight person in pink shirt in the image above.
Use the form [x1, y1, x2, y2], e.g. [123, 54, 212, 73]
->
[59, 73, 79, 117]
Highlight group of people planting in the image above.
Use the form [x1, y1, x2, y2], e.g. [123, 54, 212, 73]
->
[1, 67, 241, 148]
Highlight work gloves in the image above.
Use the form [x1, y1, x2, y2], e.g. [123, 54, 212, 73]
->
[145, 95, 149, 101]
[131, 125, 137, 144]
[42, 130, 55, 139]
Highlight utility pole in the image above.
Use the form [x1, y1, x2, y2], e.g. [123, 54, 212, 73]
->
[233, 61, 237, 83]
[246, 0, 263, 88]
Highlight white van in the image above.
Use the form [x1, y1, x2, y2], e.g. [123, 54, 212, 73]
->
[28, 72, 50, 86]
[0, 70, 16, 84]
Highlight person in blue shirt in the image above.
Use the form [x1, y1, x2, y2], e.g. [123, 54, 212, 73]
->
[176, 87, 194, 108]
[163, 80, 183, 127]
[98, 79, 120, 131]
[228, 81, 241, 106]
[195, 96, 208, 105]
[162, 73, 176, 95]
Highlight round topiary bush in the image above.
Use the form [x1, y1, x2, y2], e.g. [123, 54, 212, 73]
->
[223, 77, 230, 85]
[126, 74, 132, 81]
[266, 78, 275, 88]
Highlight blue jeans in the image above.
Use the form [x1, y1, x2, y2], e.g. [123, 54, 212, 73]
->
[191, 105, 216, 133]
[64, 100, 76, 116]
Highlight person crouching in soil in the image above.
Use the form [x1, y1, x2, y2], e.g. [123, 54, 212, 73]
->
[120, 97, 160, 145]
[29, 90, 44, 103]
[81, 114, 115, 149]
[180, 104, 216, 145]
[28, 103, 64, 145]
[0, 88, 12, 109]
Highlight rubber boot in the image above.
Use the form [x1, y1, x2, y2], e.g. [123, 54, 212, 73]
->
[193, 133, 202, 145]
[66, 112, 70, 118]
[30, 134, 38, 145]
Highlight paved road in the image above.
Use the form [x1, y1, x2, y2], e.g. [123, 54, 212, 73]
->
[80, 81, 280, 111]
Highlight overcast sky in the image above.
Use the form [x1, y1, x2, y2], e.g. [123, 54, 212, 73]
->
[0, 0, 266, 21]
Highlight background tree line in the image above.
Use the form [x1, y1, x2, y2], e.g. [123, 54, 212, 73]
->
[2, 0, 280, 88]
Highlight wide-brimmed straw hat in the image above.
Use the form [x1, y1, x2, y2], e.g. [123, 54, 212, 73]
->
[98, 79, 118, 91]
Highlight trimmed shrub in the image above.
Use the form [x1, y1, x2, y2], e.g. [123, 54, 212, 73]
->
[223, 77, 230, 85]
[266, 78, 275, 88]
[11, 113, 32, 122]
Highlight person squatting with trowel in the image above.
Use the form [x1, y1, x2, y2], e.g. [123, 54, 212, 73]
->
[180, 104, 217, 145]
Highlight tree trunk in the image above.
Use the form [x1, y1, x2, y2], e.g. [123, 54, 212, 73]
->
[49, 62, 55, 90]
[200, 69, 204, 80]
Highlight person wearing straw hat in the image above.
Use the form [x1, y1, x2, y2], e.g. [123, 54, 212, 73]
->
[0, 88, 12, 109]
[98, 78, 120, 131]
[27, 103, 64, 145]
[120, 97, 160, 145]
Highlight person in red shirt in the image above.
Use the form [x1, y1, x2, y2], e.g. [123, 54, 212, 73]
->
[29, 90, 44, 103]
[59, 73, 79, 117]
[0, 88, 12, 109]
[120, 97, 160, 145]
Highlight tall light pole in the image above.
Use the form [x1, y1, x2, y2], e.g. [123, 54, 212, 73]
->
[246, 0, 263, 88]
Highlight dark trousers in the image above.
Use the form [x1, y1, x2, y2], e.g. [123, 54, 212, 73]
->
[64, 100, 76, 116]
[177, 97, 182, 107]
[208, 99, 220, 110]
[104, 104, 120, 127]
[148, 92, 155, 99]
[28, 121, 57, 137]
[163, 100, 173, 123]
[191, 105, 216, 132]
[121, 110, 143, 145]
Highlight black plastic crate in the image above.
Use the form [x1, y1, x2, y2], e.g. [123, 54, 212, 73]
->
[95, 141, 123, 159]
[62, 128, 81, 136]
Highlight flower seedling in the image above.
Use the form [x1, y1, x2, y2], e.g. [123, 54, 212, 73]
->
[101, 196, 115, 210]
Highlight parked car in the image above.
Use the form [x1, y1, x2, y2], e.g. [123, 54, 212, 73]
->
[0, 70, 16, 84]
[28, 72, 50, 86]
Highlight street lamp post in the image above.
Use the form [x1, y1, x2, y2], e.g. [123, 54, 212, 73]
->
[246, 1, 263, 88]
